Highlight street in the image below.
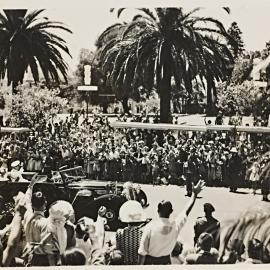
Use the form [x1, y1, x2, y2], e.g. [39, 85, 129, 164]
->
[107, 185, 270, 250]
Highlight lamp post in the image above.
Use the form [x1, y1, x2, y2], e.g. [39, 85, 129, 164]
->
[77, 65, 98, 119]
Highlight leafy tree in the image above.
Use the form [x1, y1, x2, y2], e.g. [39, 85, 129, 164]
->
[0, 9, 72, 92]
[9, 84, 68, 128]
[260, 40, 270, 60]
[230, 58, 253, 85]
[252, 50, 261, 59]
[217, 81, 257, 116]
[217, 81, 270, 125]
[97, 8, 234, 122]
[227, 22, 245, 58]
[75, 48, 96, 85]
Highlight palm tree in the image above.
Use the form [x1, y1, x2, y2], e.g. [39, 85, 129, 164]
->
[97, 8, 234, 122]
[0, 9, 72, 92]
[95, 22, 134, 113]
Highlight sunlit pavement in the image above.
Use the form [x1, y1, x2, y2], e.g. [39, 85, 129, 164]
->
[106, 185, 270, 250]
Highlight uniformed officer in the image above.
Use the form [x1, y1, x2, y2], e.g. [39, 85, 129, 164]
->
[227, 148, 243, 192]
[260, 160, 270, 202]
[194, 203, 220, 249]
[185, 149, 200, 197]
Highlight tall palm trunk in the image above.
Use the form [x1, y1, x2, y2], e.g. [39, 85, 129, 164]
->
[206, 78, 216, 116]
[121, 97, 130, 115]
[159, 50, 172, 123]
[12, 82, 19, 95]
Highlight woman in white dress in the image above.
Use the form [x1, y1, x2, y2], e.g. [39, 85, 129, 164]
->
[249, 160, 261, 195]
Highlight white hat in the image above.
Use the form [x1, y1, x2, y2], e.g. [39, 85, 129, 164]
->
[49, 201, 68, 222]
[53, 200, 74, 220]
[11, 160, 20, 168]
[123, 182, 133, 190]
[230, 147, 238, 153]
[119, 201, 147, 223]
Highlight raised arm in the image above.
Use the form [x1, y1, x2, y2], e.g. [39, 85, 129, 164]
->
[2, 200, 26, 266]
[22, 173, 39, 208]
[184, 180, 205, 216]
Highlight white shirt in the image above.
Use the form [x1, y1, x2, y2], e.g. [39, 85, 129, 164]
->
[24, 210, 47, 244]
[138, 211, 187, 257]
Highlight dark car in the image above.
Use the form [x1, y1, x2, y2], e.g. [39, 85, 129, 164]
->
[0, 166, 147, 231]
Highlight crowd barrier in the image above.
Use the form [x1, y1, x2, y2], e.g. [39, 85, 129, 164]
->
[111, 122, 270, 133]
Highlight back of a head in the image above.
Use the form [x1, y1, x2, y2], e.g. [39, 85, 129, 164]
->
[158, 200, 173, 218]
[204, 203, 215, 215]
[61, 248, 86, 265]
[197, 233, 213, 252]
[109, 250, 124, 265]
[31, 191, 46, 210]
[247, 239, 263, 260]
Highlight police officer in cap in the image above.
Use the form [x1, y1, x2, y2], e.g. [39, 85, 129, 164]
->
[194, 203, 220, 249]
[227, 147, 243, 192]
[185, 148, 200, 197]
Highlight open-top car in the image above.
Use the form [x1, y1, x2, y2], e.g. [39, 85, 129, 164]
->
[0, 166, 148, 231]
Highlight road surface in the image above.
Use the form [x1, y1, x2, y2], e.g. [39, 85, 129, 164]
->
[106, 185, 269, 251]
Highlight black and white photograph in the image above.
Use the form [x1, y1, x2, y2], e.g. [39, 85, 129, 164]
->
[0, 0, 270, 267]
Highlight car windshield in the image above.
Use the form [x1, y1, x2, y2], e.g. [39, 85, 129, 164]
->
[59, 166, 86, 179]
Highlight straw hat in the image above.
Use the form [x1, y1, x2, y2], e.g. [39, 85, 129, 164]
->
[230, 147, 238, 153]
[119, 201, 147, 223]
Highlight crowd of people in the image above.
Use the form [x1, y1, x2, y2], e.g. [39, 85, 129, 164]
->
[0, 111, 270, 266]
[0, 178, 269, 266]
[0, 112, 270, 198]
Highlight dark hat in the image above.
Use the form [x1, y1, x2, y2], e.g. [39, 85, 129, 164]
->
[204, 203, 215, 212]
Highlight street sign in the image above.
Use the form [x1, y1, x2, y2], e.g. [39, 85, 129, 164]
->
[83, 65, 91, 85]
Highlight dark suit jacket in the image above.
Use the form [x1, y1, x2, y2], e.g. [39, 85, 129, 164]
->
[186, 251, 218, 264]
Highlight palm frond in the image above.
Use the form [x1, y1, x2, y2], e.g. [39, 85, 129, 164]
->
[181, 7, 201, 21]
[23, 9, 45, 28]
[223, 7, 231, 14]
[138, 8, 157, 21]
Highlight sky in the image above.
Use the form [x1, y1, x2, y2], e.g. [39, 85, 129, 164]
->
[1, 0, 270, 74]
